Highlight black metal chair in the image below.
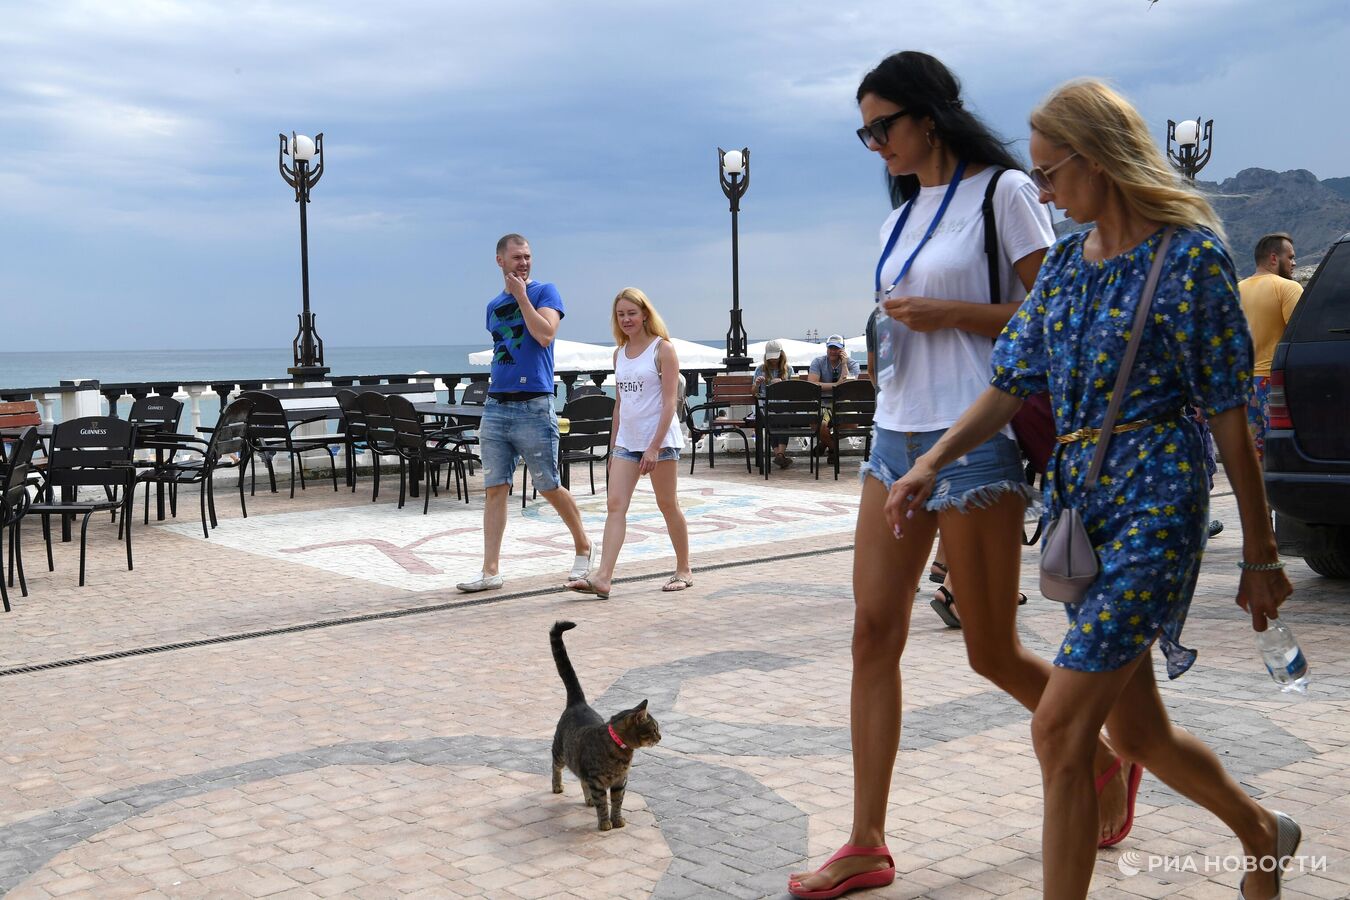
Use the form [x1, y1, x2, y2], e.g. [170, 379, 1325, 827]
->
[762, 380, 822, 480]
[558, 394, 614, 495]
[355, 392, 398, 502]
[129, 395, 186, 518]
[567, 384, 606, 401]
[1, 427, 40, 611]
[336, 389, 367, 491]
[136, 398, 254, 539]
[27, 417, 137, 586]
[388, 395, 470, 512]
[238, 390, 342, 497]
[829, 379, 876, 480]
[460, 381, 489, 405]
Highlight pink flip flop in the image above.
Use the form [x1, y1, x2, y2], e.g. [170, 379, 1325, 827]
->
[1097, 759, 1144, 848]
[787, 843, 895, 899]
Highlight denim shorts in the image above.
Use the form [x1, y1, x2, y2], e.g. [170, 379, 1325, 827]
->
[611, 446, 681, 464]
[860, 426, 1034, 513]
[479, 396, 561, 491]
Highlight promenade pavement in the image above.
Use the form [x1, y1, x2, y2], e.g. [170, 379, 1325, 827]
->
[2, 448, 1349, 899]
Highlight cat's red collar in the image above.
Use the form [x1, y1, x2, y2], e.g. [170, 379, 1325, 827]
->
[607, 723, 628, 750]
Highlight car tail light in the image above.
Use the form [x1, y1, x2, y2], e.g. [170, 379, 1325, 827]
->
[1268, 369, 1293, 429]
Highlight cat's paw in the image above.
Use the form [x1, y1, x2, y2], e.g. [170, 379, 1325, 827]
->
[551, 785, 563, 794]
[611, 817, 626, 829]
[598, 820, 613, 831]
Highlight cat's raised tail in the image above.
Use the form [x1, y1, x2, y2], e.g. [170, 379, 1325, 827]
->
[550, 620, 586, 707]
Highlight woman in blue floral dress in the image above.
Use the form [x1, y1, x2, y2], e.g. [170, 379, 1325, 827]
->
[890, 80, 1297, 900]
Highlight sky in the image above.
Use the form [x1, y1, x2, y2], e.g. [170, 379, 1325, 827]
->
[2, 0, 1347, 355]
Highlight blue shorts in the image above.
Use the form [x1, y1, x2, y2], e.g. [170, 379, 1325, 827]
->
[479, 396, 561, 491]
[611, 446, 681, 464]
[860, 426, 1034, 513]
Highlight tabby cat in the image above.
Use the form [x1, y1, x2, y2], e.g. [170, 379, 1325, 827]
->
[550, 620, 662, 830]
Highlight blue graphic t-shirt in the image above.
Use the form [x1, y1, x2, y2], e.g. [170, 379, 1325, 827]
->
[485, 281, 565, 393]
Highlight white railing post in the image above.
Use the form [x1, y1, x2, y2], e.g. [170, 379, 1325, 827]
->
[186, 385, 208, 434]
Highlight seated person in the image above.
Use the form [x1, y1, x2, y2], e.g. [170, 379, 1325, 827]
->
[806, 334, 859, 460]
[753, 340, 794, 469]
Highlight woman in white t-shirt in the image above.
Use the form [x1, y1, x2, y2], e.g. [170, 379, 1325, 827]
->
[789, 52, 1133, 899]
[565, 288, 692, 600]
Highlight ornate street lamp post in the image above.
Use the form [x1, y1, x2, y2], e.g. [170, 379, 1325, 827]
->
[718, 147, 753, 370]
[1166, 118, 1213, 180]
[278, 131, 330, 378]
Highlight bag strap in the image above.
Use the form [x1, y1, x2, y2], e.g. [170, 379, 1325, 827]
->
[982, 168, 1007, 303]
[1085, 226, 1177, 486]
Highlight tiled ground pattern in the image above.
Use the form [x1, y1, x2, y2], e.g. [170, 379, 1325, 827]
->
[3, 453, 1349, 899]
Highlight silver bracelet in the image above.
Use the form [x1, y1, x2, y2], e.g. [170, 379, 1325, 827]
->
[1237, 560, 1285, 571]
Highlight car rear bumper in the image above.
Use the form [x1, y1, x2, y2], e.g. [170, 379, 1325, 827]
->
[1265, 472, 1350, 526]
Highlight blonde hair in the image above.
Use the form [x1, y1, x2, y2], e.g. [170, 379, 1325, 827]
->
[1030, 79, 1226, 243]
[611, 287, 671, 346]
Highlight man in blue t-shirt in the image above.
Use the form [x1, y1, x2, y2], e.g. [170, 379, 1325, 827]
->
[456, 234, 593, 593]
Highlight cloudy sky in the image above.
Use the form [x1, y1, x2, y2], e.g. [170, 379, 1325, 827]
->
[2, 0, 1345, 354]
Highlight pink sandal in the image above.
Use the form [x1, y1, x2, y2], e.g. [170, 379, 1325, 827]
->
[787, 843, 895, 899]
[1096, 758, 1144, 848]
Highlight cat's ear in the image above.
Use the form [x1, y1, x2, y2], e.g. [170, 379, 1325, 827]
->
[634, 699, 649, 719]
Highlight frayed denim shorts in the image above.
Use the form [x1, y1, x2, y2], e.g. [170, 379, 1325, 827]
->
[860, 426, 1034, 513]
[612, 446, 681, 464]
[480, 396, 561, 491]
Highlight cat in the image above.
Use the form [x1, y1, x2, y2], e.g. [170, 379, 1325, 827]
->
[550, 620, 662, 831]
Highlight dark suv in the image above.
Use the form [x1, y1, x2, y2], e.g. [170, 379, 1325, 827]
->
[1265, 232, 1350, 578]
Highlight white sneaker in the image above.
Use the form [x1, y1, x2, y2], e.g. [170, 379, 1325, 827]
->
[568, 546, 594, 581]
[456, 573, 504, 593]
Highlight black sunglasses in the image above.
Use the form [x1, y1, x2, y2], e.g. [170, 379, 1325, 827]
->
[856, 110, 914, 148]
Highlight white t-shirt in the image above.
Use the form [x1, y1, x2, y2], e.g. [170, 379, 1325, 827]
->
[873, 166, 1054, 433]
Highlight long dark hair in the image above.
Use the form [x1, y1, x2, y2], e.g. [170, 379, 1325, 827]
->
[857, 51, 1023, 207]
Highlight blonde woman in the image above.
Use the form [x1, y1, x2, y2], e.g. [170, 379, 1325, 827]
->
[889, 80, 1296, 900]
[753, 340, 793, 467]
[566, 288, 693, 599]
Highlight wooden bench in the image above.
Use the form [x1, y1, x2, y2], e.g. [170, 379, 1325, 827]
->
[0, 400, 45, 469]
[683, 374, 756, 473]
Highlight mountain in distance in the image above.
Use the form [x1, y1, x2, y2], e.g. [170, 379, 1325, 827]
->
[1053, 168, 1350, 282]
[1201, 168, 1350, 278]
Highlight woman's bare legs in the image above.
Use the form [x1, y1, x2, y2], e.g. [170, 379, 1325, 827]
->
[1034, 651, 1283, 899]
[939, 496, 1131, 842]
[788, 476, 937, 892]
[565, 458, 641, 596]
[648, 460, 693, 584]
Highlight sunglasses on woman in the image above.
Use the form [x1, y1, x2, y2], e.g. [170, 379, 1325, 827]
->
[856, 109, 914, 148]
[1029, 151, 1080, 193]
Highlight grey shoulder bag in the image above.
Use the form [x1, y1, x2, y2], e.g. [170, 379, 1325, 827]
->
[1040, 226, 1176, 603]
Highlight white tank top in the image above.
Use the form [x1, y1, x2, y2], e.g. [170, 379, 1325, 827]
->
[613, 338, 684, 452]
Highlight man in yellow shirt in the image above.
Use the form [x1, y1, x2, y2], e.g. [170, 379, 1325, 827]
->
[1238, 232, 1303, 460]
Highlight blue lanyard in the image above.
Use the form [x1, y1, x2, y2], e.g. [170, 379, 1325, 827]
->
[874, 159, 967, 299]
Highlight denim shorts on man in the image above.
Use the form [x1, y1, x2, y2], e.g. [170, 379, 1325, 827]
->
[611, 446, 681, 464]
[860, 426, 1035, 513]
[479, 396, 561, 491]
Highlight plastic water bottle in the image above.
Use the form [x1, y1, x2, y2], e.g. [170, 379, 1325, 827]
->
[1256, 620, 1310, 693]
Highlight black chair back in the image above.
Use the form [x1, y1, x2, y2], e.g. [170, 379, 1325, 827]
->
[386, 395, 425, 455]
[461, 381, 489, 405]
[560, 394, 614, 456]
[831, 379, 876, 432]
[207, 398, 254, 461]
[763, 380, 822, 448]
[337, 389, 367, 441]
[238, 391, 291, 448]
[128, 396, 184, 431]
[356, 392, 396, 454]
[46, 417, 136, 491]
[567, 384, 606, 401]
[1, 427, 40, 514]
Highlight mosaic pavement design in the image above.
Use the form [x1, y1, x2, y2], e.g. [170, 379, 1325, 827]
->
[160, 476, 859, 592]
